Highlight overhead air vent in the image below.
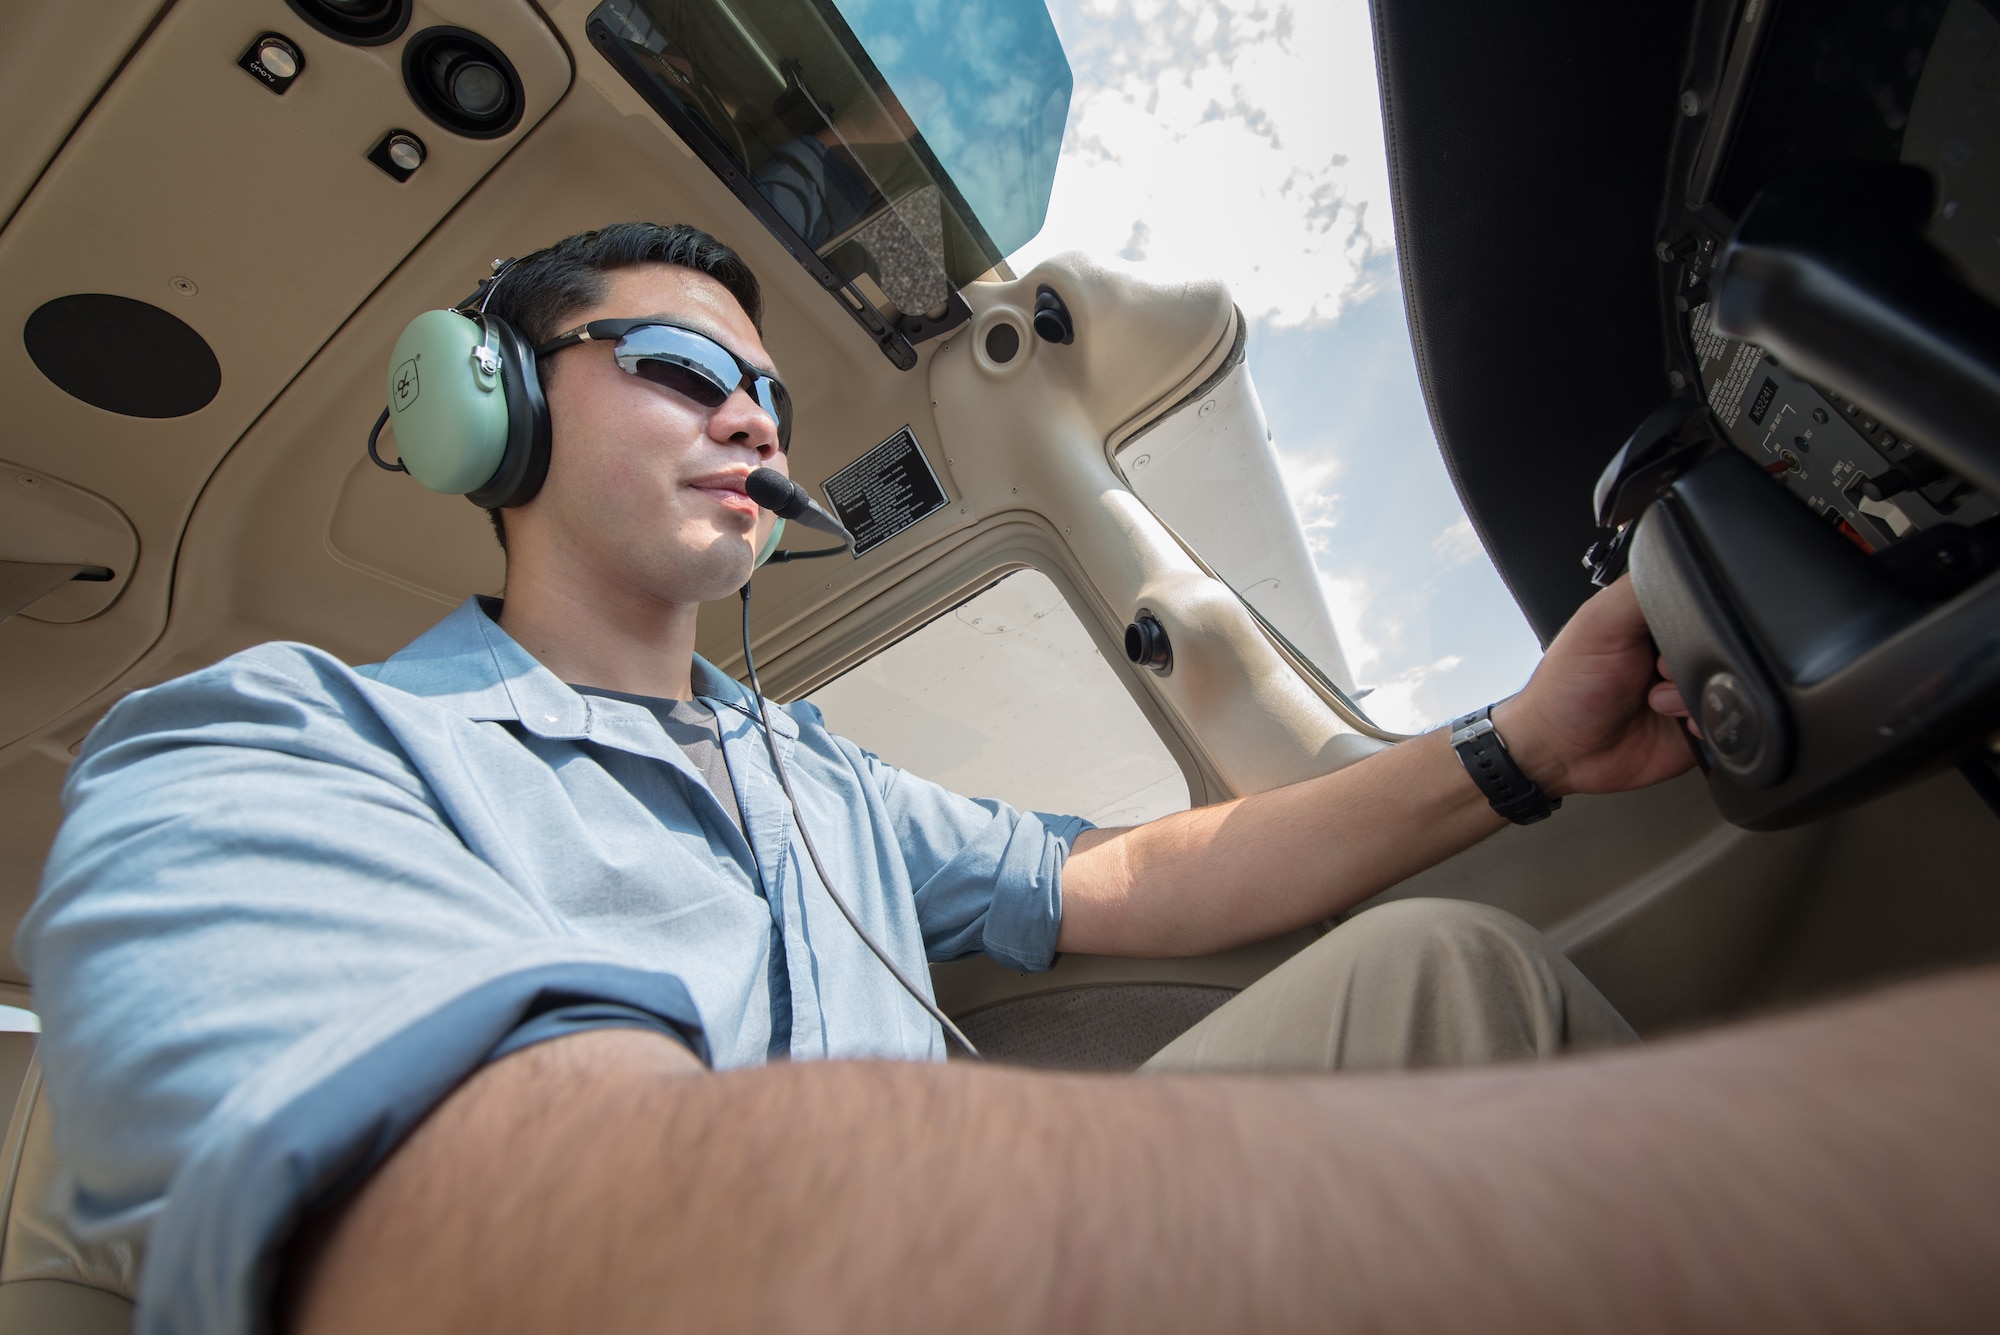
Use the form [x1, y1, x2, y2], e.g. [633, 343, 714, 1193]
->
[401, 28, 525, 139]
[23, 295, 220, 419]
[283, 0, 411, 46]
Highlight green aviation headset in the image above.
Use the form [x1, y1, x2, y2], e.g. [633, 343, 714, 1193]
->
[368, 259, 788, 565]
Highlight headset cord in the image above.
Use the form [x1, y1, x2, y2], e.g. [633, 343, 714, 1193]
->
[738, 585, 984, 1062]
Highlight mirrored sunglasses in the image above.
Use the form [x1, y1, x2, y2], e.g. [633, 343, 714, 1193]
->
[536, 318, 793, 452]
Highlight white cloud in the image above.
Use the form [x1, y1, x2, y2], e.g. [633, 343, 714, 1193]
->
[1351, 652, 1469, 735]
[1313, 568, 1376, 679]
[1014, 0, 1393, 327]
[1273, 446, 1343, 552]
[1432, 515, 1482, 567]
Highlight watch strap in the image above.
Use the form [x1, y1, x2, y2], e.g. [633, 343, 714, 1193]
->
[1449, 704, 1561, 825]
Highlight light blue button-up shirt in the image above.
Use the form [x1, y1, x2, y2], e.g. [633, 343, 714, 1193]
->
[18, 597, 1086, 1335]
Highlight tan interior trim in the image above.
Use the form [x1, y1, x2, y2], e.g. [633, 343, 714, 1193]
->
[1103, 306, 1245, 455]
[0, 1, 170, 235]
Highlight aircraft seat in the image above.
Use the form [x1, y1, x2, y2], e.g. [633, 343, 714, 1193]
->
[0, 1034, 136, 1334]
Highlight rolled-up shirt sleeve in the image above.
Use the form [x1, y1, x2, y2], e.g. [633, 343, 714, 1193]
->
[791, 701, 1092, 973]
[17, 647, 708, 1335]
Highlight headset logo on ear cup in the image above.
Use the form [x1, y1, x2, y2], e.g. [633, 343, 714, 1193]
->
[392, 356, 421, 412]
[378, 285, 551, 509]
[384, 309, 513, 495]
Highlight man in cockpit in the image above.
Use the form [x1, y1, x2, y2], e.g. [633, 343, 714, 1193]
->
[21, 223, 1994, 1333]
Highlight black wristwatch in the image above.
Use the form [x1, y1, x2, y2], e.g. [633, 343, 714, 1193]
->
[1448, 704, 1562, 825]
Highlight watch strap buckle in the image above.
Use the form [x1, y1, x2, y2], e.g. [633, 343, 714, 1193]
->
[1448, 704, 1561, 825]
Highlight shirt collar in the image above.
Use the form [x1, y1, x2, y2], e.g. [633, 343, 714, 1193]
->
[365, 597, 795, 741]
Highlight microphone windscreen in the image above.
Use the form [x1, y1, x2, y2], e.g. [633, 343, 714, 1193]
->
[745, 467, 804, 518]
[745, 466, 852, 542]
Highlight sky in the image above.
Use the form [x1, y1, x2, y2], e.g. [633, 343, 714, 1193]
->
[1005, 0, 1545, 732]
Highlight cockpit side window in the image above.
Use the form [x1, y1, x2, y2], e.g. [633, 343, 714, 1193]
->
[809, 569, 1189, 827]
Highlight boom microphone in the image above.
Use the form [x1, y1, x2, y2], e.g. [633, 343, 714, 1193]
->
[745, 467, 852, 544]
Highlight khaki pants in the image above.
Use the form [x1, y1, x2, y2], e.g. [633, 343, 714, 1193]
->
[1141, 898, 1637, 1074]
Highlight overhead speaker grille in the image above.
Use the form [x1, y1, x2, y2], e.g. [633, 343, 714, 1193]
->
[24, 294, 221, 418]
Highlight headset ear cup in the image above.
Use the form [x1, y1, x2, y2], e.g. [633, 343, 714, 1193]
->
[754, 517, 786, 568]
[384, 309, 510, 493]
[465, 317, 552, 510]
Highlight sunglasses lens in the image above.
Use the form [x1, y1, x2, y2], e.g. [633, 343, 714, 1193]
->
[629, 357, 729, 408]
[616, 326, 736, 397]
[758, 379, 793, 452]
[614, 324, 792, 449]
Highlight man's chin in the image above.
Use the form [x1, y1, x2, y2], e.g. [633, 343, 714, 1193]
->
[675, 535, 758, 603]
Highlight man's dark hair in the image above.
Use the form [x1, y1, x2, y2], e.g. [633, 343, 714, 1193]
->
[476, 222, 764, 551]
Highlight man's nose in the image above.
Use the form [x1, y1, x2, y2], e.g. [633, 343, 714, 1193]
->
[716, 386, 779, 450]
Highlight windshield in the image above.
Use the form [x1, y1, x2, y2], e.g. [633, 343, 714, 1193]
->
[589, 0, 1070, 322]
[835, 0, 1070, 265]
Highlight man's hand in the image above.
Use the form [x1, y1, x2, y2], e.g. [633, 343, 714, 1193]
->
[1491, 576, 1697, 799]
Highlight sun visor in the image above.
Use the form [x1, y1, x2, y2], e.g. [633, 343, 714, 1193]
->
[587, 0, 1071, 369]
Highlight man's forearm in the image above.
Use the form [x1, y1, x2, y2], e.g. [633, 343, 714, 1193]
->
[293, 968, 2000, 1334]
[1058, 723, 1508, 956]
